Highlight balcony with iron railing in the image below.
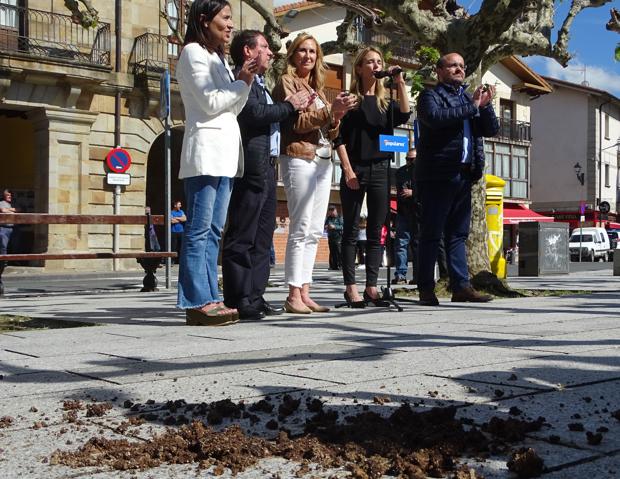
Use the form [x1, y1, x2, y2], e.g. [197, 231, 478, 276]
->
[353, 17, 418, 66]
[0, 3, 110, 67]
[131, 33, 179, 78]
[495, 118, 531, 142]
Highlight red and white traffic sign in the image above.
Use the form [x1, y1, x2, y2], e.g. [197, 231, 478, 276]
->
[105, 147, 132, 173]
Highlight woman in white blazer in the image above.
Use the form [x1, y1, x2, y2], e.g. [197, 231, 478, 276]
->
[176, 0, 257, 326]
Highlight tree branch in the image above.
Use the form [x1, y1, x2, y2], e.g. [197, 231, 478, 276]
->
[607, 7, 620, 33]
[555, 0, 612, 66]
[64, 0, 99, 28]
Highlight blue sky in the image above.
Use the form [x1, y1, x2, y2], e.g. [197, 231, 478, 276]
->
[272, 0, 620, 97]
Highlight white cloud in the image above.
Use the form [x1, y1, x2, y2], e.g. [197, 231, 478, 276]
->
[525, 57, 620, 98]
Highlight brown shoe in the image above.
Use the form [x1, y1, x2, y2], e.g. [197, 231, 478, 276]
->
[186, 307, 239, 326]
[451, 286, 493, 303]
[418, 289, 439, 306]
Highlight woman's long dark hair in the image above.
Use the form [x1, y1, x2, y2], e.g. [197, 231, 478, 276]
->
[183, 0, 231, 50]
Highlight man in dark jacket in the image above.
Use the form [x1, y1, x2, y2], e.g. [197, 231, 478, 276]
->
[415, 52, 499, 306]
[223, 30, 308, 320]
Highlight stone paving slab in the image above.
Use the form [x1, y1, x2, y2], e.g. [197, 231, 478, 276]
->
[0, 422, 131, 479]
[468, 315, 620, 336]
[0, 371, 111, 399]
[61, 343, 395, 385]
[455, 380, 620, 453]
[264, 344, 545, 385]
[460, 438, 605, 479]
[433, 347, 620, 390]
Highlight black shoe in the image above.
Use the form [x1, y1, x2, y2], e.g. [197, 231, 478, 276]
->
[363, 290, 390, 307]
[238, 305, 266, 321]
[418, 290, 439, 306]
[391, 277, 407, 285]
[343, 291, 366, 309]
[261, 301, 284, 316]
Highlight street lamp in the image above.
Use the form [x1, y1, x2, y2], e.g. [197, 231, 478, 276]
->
[573, 162, 584, 185]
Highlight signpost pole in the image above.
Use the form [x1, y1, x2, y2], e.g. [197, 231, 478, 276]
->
[161, 70, 172, 289]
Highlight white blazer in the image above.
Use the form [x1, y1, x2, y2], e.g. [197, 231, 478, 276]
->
[176, 43, 251, 179]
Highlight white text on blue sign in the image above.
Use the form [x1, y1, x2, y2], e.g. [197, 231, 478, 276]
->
[379, 135, 409, 153]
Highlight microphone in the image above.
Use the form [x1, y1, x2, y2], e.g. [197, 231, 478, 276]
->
[373, 68, 404, 79]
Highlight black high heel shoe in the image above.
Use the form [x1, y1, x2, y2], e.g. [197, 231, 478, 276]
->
[363, 290, 390, 307]
[343, 291, 366, 309]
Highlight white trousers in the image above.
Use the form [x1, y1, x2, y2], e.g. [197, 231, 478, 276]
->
[280, 156, 333, 287]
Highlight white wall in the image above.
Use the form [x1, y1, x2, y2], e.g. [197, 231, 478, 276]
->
[530, 86, 589, 207]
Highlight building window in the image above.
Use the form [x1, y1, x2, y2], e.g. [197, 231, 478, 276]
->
[0, 0, 18, 29]
[166, 0, 180, 56]
[605, 163, 610, 187]
[484, 142, 529, 199]
[604, 113, 610, 140]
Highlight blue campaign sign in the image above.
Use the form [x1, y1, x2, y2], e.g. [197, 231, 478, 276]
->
[105, 147, 132, 173]
[160, 70, 170, 120]
[379, 134, 409, 153]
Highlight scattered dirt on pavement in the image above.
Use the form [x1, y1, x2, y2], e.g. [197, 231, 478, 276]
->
[506, 447, 544, 478]
[47, 394, 563, 478]
[0, 416, 14, 428]
[85, 402, 113, 418]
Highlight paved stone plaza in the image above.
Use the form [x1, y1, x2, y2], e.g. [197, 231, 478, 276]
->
[0, 268, 619, 478]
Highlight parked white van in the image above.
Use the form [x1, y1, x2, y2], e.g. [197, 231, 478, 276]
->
[569, 227, 612, 262]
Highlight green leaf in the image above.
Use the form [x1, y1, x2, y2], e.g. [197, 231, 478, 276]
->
[615, 43, 620, 62]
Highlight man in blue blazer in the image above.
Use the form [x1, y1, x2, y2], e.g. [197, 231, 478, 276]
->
[223, 30, 308, 320]
[415, 52, 499, 306]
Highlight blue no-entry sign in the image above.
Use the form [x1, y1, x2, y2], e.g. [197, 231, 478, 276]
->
[106, 147, 132, 173]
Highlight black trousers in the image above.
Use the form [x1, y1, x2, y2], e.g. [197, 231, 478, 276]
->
[171, 231, 183, 263]
[222, 167, 276, 309]
[340, 160, 389, 286]
[328, 235, 342, 269]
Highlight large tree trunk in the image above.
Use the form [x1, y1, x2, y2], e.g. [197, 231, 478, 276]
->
[466, 176, 490, 276]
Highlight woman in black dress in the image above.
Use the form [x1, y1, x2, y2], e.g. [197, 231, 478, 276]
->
[334, 47, 411, 307]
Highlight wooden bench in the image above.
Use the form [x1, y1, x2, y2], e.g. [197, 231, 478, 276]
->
[0, 213, 177, 296]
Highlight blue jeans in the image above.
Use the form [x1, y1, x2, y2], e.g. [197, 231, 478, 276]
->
[417, 174, 472, 292]
[177, 175, 233, 309]
[394, 214, 412, 279]
[0, 226, 12, 255]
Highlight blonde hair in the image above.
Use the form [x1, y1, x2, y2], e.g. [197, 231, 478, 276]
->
[350, 47, 389, 113]
[285, 33, 327, 92]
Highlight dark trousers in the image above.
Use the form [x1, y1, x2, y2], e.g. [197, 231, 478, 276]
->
[222, 167, 276, 309]
[171, 232, 183, 264]
[340, 160, 389, 286]
[417, 173, 472, 293]
[328, 235, 342, 269]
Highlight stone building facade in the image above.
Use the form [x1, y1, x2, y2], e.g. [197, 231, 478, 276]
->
[0, 0, 270, 270]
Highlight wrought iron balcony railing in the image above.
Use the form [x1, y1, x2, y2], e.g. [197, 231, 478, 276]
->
[353, 17, 417, 65]
[0, 3, 110, 67]
[131, 33, 179, 78]
[495, 118, 531, 142]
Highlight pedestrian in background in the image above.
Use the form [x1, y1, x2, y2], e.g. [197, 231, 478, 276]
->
[273, 32, 355, 314]
[175, 0, 257, 326]
[392, 148, 418, 285]
[324, 205, 343, 270]
[0, 189, 17, 256]
[170, 200, 186, 264]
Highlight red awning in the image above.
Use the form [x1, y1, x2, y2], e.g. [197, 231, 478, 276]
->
[607, 222, 620, 229]
[503, 205, 554, 225]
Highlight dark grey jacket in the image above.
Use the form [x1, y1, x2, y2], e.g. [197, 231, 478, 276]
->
[237, 80, 295, 189]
